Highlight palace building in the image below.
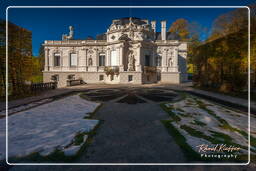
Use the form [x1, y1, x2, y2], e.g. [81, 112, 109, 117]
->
[43, 17, 187, 87]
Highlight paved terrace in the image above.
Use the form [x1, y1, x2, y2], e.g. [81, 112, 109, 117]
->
[1, 83, 255, 114]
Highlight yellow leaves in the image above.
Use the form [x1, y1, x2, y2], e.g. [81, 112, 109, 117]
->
[169, 18, 190, 41]
[187, 63, 194, 74]
[211, 8, 248, 40]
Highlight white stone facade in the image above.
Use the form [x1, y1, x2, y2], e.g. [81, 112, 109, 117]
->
[43, 17, 187, 87]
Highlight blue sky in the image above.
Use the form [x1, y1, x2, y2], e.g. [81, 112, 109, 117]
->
[0, 0, 254, 56]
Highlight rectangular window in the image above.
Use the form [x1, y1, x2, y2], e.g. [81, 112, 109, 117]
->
[99, 75, 104, 81]
[51, 74, 59, 81]
[67, 74, 75, 80]
[111, 50, 118, 66]
[145, 55, 150, 66]
[128, 75, 133, 82]
[99, 55, 105, 66]
[70, 53, 78, 66]
[54, 53, 60, 66]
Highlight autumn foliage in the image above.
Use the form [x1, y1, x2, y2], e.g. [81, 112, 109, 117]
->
[168, 7, 255, 93]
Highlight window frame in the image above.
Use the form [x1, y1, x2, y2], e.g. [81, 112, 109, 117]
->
[99, 54, 106, 66]
[54, 53, 61, 67]
[99, 75, 104, 81]
[110, 50, 118, 66]
[70, 53, 78, 67]
[128, 75, 133, 82]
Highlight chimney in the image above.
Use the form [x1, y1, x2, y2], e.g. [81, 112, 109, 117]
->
[151, 20, 156, 32]
[161, 20, 166, 41]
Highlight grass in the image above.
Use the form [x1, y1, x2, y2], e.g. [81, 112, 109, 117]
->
[161, 121, 248, 162]
[161, 97, 254, 162]
[180, 125, 246, 151]
[83, 103, 103, 119]
[160, 103, 181, 122]
[209, 130, 233, 142]
[161, 120, 202, 161]
[176, 108, 185, 112]
[73, 132, 87, 145]
[191, 120, 207, 127]
[194, 98, 256, 149]
[179, 113, 191, 117]
[195, 98, 228, 125]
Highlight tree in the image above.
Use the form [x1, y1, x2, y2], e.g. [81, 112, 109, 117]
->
[208, 8, 248, 41]
[169, 19, 190, 41]
[5, 20, 33, 97]
[0, 20, 5, 97]
[169, 18, 206, 70]
[38, 44, 45, 71]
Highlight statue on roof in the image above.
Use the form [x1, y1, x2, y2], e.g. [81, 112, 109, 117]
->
[62, 26, 74, 40]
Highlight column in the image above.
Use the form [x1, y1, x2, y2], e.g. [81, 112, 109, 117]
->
[94, 48, 99, 71]
[44, 48, 49, 71]
[162, 48, 168, 72]
[106, 48, 111, 66]
[173, 47, 179, 72]
[136, 44, 142, 72]
[48, 50, 53, 70]
[79, 48, 86, 71]
[119, 45, 124, 71]
[152, 46, 155, 66]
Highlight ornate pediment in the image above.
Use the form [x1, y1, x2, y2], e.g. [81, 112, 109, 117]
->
[118, 34, 131, 41]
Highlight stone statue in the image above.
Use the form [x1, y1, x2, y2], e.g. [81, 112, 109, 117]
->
[88, 58, 93, 66]
[62, 26, 74, 40]
[128, 51, 135, 71]
[129, 29, 134, 39]
[168, 57, 173, 67]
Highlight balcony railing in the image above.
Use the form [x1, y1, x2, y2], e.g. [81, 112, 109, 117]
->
[44, 40, 107, 45]
[143, 66, 157, 74]
[104, 66, 120, 76]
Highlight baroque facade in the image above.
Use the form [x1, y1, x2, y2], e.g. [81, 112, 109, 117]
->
[43, 17, 187, 87]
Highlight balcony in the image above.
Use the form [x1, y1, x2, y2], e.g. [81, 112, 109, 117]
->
[104, 66, 120, 76]
[143, 66, 157, 74]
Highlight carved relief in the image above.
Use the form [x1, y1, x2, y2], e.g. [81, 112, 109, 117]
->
[88, 49, 94, 54]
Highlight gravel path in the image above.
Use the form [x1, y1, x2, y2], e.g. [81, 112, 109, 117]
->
[76, 100, 185, 163]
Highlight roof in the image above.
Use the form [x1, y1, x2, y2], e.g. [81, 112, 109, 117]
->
[96, 33, 107, 40]
[156, 32, 179, 40]
[112, 17, 148, 26]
